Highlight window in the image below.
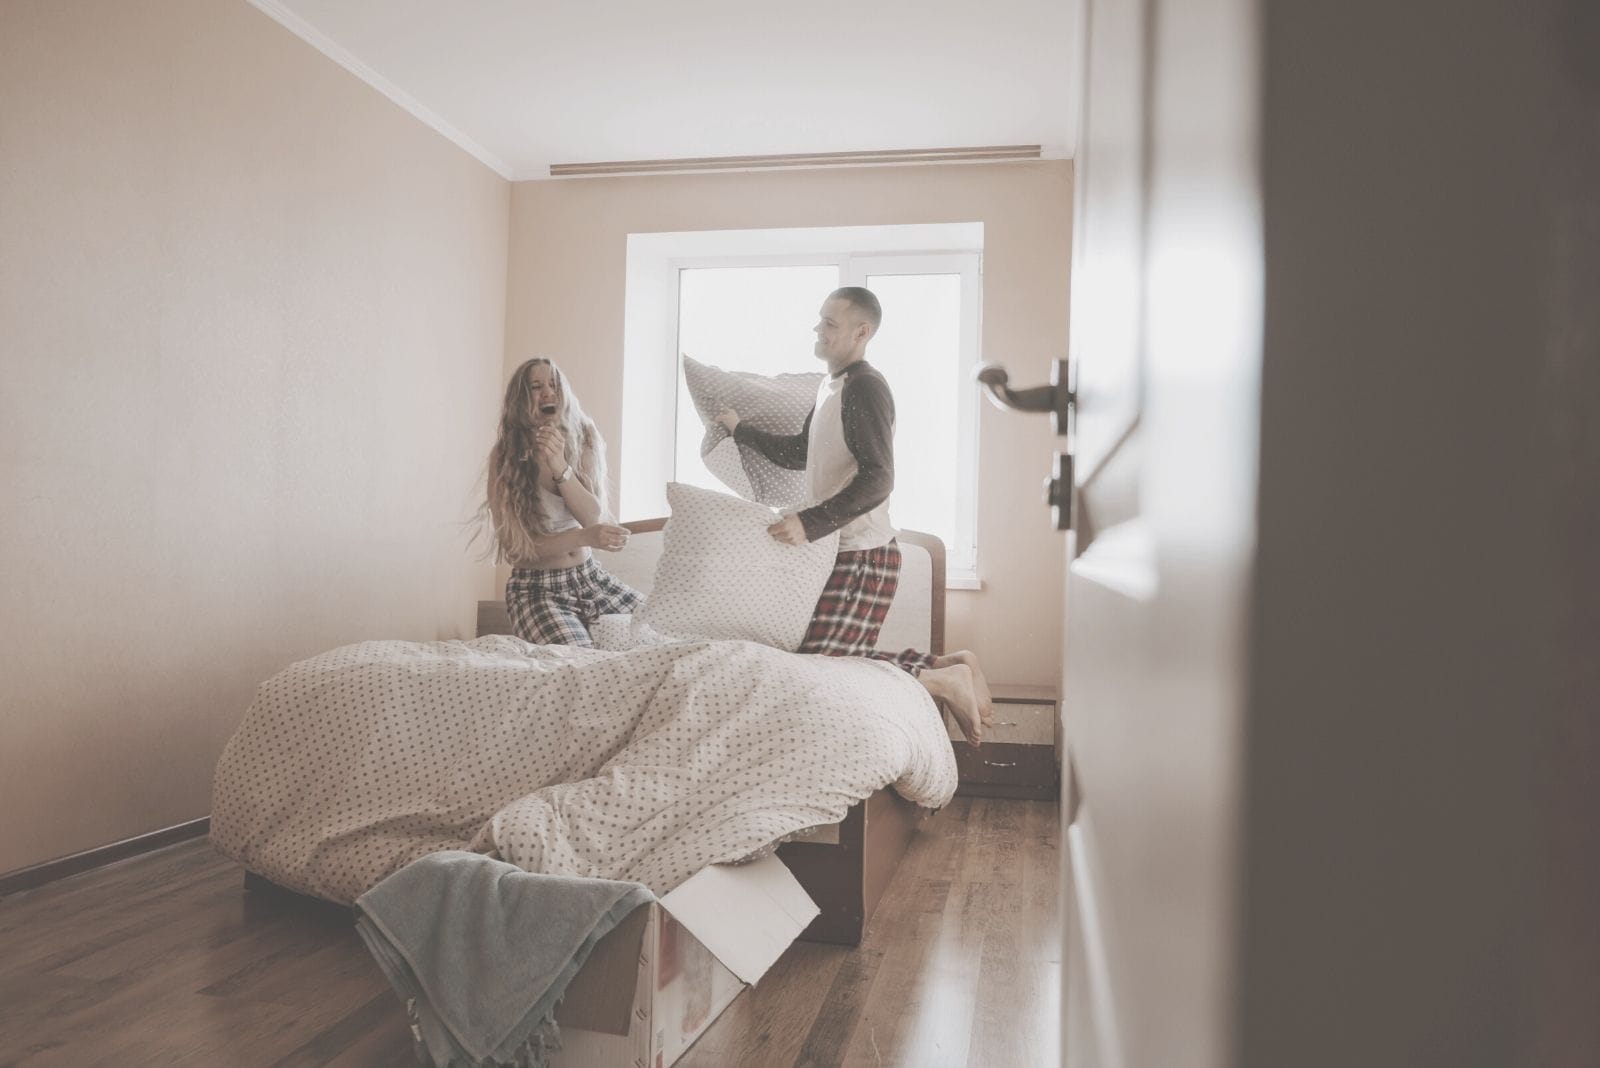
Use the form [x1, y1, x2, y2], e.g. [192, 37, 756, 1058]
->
[623, 225, 983, 584]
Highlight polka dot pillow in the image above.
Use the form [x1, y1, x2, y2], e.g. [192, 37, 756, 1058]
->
[681, 355, 821, 508]
[635, 482, 839, 651]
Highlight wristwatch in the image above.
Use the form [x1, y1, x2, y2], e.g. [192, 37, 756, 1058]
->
[552, 464, 573, 486]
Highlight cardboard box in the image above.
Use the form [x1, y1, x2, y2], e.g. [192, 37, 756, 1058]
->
[550, 854, 819, 1068]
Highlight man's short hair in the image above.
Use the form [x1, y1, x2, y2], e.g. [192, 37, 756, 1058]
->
[829, 286, 882, 334]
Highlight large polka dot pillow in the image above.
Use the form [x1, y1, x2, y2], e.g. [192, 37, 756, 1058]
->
[681, 355, 822, 508]
[635, 482, 839, 651]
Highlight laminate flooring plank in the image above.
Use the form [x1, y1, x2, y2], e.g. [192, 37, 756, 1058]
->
[11, 951, 287, 1066]
[1, 858, 239, 976]
[678, 941, 850, 1067]
[5, 895, 352, 1063]
[1023, 796, 1063, 962]
[38, 988, 312, 1068]
[841, 908, 978, 1067]
[316, 1008, 416, 1068]
[838, 804, 985, 1067]
[0, 800, 1061, 1068]
[968, 955, 1061, 1068]
[792, 946, 886, 1068]
[966, 796, 1025, 886]
[265, 989, 405, 1068]
[50, 879, 270, 981]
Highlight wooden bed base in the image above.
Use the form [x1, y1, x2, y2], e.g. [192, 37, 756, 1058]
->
[776, 786, 929, 945]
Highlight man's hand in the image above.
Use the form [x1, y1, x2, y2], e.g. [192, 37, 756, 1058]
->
[767, 514, 807, 545]
[715, 408, 740, 434]
[586, 523, 631, 552]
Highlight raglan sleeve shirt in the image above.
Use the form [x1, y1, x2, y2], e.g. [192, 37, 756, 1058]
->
[801, 371, 897, 542]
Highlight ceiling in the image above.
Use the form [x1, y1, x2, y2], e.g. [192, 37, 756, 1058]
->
[248, 0, 1080, 180]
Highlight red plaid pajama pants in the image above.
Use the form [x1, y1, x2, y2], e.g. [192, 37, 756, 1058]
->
[798, 540, 937, 675]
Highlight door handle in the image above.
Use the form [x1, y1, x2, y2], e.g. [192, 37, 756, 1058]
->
[975, 358, 1074, 437]
[976, 359, 1076, 531]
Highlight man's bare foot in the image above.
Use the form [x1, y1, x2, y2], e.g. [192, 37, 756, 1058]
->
[919, 663, 983, 747]
[934, 650, 994, 725]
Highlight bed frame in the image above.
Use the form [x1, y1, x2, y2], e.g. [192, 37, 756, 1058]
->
[652, 518, 947, 946]
[247, 519, 947, 949]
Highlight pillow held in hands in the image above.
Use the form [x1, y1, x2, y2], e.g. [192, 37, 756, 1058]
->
[635, 482, 837, 651]
[681, 355, 821, 508]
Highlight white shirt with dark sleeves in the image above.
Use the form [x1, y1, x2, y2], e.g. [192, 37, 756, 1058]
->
[733, 359, 897, 552]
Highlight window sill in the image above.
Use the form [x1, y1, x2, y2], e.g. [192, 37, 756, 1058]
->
[947, 573, 983, 592]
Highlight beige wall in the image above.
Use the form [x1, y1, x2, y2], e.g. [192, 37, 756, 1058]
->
[0, 0, 509, 874]
[505, 162, 1072, 688]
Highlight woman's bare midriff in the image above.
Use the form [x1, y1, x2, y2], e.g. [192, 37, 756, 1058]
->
[509, 547, 590, 571]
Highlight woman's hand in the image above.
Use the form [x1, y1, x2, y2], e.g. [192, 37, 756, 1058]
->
[535, 426, 567, 474]
[586, 523, 631, 552]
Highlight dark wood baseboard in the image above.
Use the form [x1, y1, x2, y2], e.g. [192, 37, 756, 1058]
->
[0, 817, 211, 898]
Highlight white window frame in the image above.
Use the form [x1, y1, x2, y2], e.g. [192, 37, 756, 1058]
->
[844, 252, 982, 584]
[622, 224, 985, 586]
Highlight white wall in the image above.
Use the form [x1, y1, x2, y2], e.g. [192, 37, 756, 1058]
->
[0, 0, 509, 874]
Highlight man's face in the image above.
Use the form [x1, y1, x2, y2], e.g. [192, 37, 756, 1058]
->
[813, 298, 863, 363]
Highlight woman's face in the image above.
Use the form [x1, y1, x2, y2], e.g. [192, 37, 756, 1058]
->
[527, 364, 562, 424]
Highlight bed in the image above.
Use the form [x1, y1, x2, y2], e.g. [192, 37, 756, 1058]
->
[215, 516, 954, 948]
[476, 518, 950, 945]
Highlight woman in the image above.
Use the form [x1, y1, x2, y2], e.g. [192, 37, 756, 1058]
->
[480, 358, 639, 646]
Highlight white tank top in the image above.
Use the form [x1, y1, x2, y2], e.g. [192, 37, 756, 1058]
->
[537, 486, 584, 537]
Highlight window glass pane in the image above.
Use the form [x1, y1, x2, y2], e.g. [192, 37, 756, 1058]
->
[863, 273, 963, 553]
[674, 265, 840, 492]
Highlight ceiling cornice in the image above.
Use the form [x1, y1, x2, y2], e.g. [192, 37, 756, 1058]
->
[547, 145, 1046, 179]
[245, 0, 515, 179]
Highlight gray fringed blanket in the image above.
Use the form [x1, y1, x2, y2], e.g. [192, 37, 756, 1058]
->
[354, 850, 654, 1068]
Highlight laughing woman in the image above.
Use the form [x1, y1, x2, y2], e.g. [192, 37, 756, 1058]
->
[481, 358, 640, 646]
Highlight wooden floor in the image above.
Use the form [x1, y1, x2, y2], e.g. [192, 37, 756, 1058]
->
[0, 797, 1059, 1067]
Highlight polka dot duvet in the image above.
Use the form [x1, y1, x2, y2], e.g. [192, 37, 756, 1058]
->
[211, 635, 958, 905]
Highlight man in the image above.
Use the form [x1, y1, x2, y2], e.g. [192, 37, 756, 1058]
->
[715, 287, 993, 745]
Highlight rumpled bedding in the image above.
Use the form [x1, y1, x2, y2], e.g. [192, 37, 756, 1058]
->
[211, 636, 957, 904]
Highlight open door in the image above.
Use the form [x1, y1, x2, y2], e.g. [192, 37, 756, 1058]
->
[987, 3, 1585, 1065]
[1060, 0, 1261, 1064]
[975, 0, 1262, 1064]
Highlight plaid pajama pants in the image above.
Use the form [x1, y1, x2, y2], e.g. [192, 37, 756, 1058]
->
[799, 540, 937, 675]
[505, 558, 642, 647]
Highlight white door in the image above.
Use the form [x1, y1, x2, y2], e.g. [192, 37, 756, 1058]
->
[1055, 0, 1261, 1065]
[1021, 4, 1578, 1066]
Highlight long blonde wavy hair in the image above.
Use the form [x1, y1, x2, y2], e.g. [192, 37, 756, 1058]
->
[478, 358, 610, 564]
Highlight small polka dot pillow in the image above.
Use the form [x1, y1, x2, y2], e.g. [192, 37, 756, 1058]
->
[682, 355, 822, 508]
[635, 481, 838, 651]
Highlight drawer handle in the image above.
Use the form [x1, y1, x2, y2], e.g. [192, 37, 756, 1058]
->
[983, 760, 1018, 768]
